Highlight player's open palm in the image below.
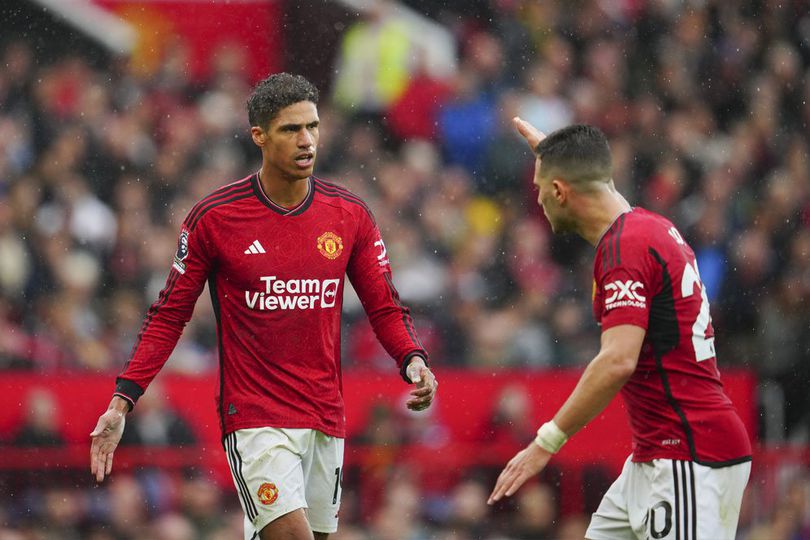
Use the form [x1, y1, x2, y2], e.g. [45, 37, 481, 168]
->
[90, 409, 126, 482]
[488, 442, 552, 505]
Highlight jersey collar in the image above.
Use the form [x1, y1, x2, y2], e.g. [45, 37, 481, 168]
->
[595, 208, 633, 249]
[251, 173, 314, 216]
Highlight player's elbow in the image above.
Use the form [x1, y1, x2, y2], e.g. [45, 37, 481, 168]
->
[600, 352, 638, 383]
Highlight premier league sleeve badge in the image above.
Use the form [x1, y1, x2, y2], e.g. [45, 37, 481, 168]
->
[172, 229, 190, 274]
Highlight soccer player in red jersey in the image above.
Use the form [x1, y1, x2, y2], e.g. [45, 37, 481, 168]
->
[488, 120, 751, 540]
[90, 73, 438, 540]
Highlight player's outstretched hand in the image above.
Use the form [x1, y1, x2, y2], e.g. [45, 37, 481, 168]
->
[90, 407, 126, 483]
[405, 357, 438, 412]
[487, 441, 552, 505]
[513, 116, 547, 151]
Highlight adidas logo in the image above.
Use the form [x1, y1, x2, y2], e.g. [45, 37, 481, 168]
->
[227, 403, 238, 415]
[244, 240, 266, 255]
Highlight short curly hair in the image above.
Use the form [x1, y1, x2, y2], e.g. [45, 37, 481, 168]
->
[246, 73, 319, 128]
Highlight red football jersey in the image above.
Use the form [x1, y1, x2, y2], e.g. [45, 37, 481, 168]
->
[114, 174, 428, 438]
[593, 208, 751, 465]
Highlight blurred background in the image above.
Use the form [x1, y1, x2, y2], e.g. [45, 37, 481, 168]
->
[0, 0, 809, 538]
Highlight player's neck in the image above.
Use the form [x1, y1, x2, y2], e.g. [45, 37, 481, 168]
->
[258, 168, 310, 209]
[577, 190, 632, 247]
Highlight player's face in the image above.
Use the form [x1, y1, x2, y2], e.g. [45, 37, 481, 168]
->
[533, 158, 574, 234]
[534, 159, 558, 228]
[263, 101, 320, 181]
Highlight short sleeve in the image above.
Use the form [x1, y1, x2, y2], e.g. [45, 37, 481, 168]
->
[597, 241, 659, 331]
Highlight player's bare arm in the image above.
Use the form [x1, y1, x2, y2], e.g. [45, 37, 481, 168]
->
[89, 395, 130, 482]
[405, 355, 438, 412]
[488, 324, 645, 504]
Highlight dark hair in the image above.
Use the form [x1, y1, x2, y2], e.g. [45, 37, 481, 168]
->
[535, 124, 612, 187]
[247, 73, 319, 128]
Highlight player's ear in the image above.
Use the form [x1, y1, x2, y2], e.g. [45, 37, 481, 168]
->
[551, 178, 568, 205]
[250, 126, 266, 147]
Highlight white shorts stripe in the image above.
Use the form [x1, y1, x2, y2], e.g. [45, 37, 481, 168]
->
[673, 460, 696, 540]
[234, 435, 260, 521]
[687, 461, 696, 540]
[672, 460, 680, 540]
[226, 433, 258, 521]
[224, 435, 252, 521]
[233, 435, 260, 521]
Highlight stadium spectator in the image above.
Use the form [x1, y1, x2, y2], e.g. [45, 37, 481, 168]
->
[508, 482, 557, 539]
[483, 384, 534, 446]
[11, 388, 65, 447]
[332, 0, 414, 115]
[118, 382, 197, 447]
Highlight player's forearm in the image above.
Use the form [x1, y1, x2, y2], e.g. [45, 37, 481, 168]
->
[116, 318, 189, 403]
[552, 350, 635, 437]
[364, 304, 426, 364]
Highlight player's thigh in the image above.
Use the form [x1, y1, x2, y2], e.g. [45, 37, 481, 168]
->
[302, 431, 345, 535]
[225, 428, 310, 537]
[258, 508, 314, 540]
[690, 460, 751, 540]
[586, 456, 638, 540]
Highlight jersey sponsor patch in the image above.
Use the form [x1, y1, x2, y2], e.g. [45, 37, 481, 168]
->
[245, 276, 341, 311]
[374, 239, 389, 267]
[604, 279, 646, 310]
[173, 229, 190, 274]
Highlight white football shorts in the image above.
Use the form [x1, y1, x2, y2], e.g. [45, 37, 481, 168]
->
[224, 427, 344, 538]
[586, 455, 751, 540]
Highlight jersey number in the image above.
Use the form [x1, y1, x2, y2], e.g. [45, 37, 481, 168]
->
[680, 260, 715, 361]
[647, 501, 672, 539]
[332, 467, 343, 505]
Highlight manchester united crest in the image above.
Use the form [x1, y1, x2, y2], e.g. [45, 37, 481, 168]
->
[317, 232, 343, 260]
[257, 482, 279, 505]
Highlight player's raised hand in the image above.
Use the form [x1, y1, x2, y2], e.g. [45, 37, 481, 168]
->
[405, 357, 438, 412]
[487, 441, 552, 505]
[513, 116, 547, 151]
[90, 405, 127, 482]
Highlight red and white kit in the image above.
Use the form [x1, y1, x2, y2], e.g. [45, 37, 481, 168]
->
[587, 208, 751, 540]
[113, 173, 427, 439]
[592, 208, 751, 465]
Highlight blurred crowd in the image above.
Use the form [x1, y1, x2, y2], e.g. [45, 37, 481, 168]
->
[0, 465, 590, 540]
[2, 0, 808, 436]
[2, 458, 810, 540]
[2, 0, 810, 537]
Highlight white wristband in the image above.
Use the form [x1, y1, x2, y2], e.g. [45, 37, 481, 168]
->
[534, 420, 568, 454]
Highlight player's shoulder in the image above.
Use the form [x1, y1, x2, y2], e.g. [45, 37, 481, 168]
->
[311, 176, 375, 220]
[628, 208, 689, 250]
[616, 207, 691, 262]
[599, 208, 674, 270]
[182, 174, 255, 231]
[618, 207, 680, 240]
